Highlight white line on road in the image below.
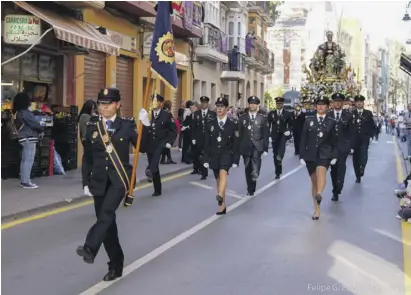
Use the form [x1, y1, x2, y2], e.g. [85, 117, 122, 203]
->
[226, 192, 243, 199]
[77, 165, 304, 295]
[189, 182, 213, 190]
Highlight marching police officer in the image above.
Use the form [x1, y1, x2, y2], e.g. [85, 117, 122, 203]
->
[138, 93, 177, 196]
[182, 100, 195, 166]
[77, 88, 137, 281]
[292, 104, 305, 155]
[351, 95, 376, 183]
[238, 96, 270, 196]
[299, 96, 338, 220]
[327, 93, 354, 201]
[192, 96, 216, 180]
[267, 97, 293, 179]
[203, 97, 240, 215]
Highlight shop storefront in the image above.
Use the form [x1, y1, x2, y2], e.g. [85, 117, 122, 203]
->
[116, 55, 133, 117]
[1, 1, 119, 179]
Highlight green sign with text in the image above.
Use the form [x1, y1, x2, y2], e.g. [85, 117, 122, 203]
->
[4, 15, 42, 45]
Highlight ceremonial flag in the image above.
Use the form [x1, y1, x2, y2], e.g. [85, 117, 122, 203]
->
[150, 1, 178, 91]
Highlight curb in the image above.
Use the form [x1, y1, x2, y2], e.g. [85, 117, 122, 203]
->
[1, 166, 192, 224]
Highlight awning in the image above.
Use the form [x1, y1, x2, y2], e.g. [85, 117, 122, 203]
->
[400, 53, 411, 76]
[14, 1, 120, 56]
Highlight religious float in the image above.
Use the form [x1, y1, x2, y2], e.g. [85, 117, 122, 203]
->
[300, 31, 361, 106]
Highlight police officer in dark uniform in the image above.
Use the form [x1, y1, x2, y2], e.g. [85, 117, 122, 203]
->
[192, 96, 216, 180]
[292, 104, 305, 155]
[182, 100, 194, 166]
[238, 96, 270, 196]
[138, 93, 177, 196]
[326, 93, 355, 201]
[267, 97, 293, 179]
[203, 97, 240, 215]
[299, 96, 338, 220]
[76, 88, 137, 281]
[351, 95, 376, 183]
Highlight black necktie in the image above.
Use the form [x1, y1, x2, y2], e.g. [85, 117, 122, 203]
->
[319, 117, 324, 124]
[203, 111, 206, 118]
[154, 112, 158, 119]
[219, 121, 224, 129]
[251, 114, 255, 121]
[336, 113, 340, 121]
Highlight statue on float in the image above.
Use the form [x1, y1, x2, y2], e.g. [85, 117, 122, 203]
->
[309, 30, 346, 82]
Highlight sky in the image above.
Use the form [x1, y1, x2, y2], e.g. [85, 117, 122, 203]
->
[334, 1, 410, 47]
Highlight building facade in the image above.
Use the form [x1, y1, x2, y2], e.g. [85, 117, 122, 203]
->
[193, 1, 275, 108]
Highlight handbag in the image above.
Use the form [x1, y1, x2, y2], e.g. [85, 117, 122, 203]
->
[6, 112, 24, 140]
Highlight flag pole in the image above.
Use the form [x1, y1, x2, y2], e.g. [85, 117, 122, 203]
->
[124, 64, 153, 207]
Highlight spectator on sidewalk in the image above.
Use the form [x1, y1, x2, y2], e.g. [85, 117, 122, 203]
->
[160, 100, 177, 164]
[177, 101, 185, 151]
[13, 92, 44, 189]
[78, 99, 98, 190]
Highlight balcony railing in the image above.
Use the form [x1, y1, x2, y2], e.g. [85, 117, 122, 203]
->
[200, 23, 227, 54]
[222, 50, 245, 72]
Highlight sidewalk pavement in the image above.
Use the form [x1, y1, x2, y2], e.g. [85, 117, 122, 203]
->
[1, 149, 188, 221]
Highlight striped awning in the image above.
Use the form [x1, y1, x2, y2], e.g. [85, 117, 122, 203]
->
[14, 1, 120, 56]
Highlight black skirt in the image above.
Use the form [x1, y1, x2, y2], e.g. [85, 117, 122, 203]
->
[305, 158, 331, 175]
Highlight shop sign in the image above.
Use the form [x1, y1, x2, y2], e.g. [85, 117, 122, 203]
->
[107, 30, 136, 53]
[143, 32, 190, 66]
[3, 15, 41, 45]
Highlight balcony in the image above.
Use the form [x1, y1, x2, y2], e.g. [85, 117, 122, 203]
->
[195, 24, 228, 63]
[248, 1, 269, 17]
[262, 52, 275, 75]
[221, 51, 246, 81]
[245, 34, 258, 69]
[221, 1, 244, 9]
[140, 1, 203, 38]
[105, 1, 156, 17]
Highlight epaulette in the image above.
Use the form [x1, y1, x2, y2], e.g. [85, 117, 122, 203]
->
[228, 117, 238, 124]
[121, 116, 135, 122]
[86, 121, 97, 126]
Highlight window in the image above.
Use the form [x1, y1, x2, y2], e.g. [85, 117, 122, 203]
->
[237, 22, 241, 37]
[228, 22, 234, 35]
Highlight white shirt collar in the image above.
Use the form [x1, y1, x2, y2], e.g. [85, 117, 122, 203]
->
[249, 111, 258, 118]
[317, 114, 326, 121]
[103, 114, 116, 124]
[357, 108, 364, 113]
[217, 116, 227, 125]
[153, 109, 161, 116]
[334, 109, 342, 116]
[277, 109, 283, 114]
[202, 109, 208, 115]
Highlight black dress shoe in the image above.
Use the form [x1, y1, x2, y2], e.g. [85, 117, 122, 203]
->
[76, 246, 94, 264]
[200, 176, 207, 180]
[275, 175, 280, 180]
[152, 192, 162, 197]
[167, 160, 177, 164]
[355, 178, 361, 183]
[103, 269, 123, 281]
[246, 192, 254, 196]
[331, 195, 339, 202]
[191, 170, 199, 175]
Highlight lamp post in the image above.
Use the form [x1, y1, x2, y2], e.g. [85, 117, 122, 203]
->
[403, 1, 411, 21]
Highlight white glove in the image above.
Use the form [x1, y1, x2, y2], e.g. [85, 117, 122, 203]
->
[350, 149, 354, 153]
[269, 137, 272, 143]
[300, 159, 306, 166]
[203, 163, 209, 168]
[84, 186, 93, 197]
[192, 140, 196, 145]
[165, 143, 172, 149]
[284, 131, 291, 136]
[138, 108, 150, 127]
[232, 164, 238, 168]
[263, 152, 268, 157]
[330, 158, 337, 165]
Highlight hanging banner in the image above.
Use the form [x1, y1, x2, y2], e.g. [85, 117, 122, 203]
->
[4, 15, 41, 45]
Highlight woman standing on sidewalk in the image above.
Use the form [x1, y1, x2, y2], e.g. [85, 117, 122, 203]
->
[78, 99, 98, 194]
[299, 96, 337, 220]
[12, 92, 44, 189]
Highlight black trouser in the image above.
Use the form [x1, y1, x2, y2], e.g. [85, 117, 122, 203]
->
[85, 178, 124, 271]
[272, 135, 287, 176]
[353, 137, 370, 179]
[243, 148, 263, 194]
[330, 151, 349, 195]
[147, 147, 163, 193]
[193, 144, 208, 177]
[160, 148, 172, 162]
[293, 131, 301, 154]
[81, 140, 93, 188]
[181, 132, 192, 163]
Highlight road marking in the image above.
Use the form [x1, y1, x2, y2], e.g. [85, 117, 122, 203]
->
[393, 136, 411, 295]
[189, 182, 213, 190]
[190, 183, 244, 199]
[1, 170, 191, 230]
[387, 141, 394, 144]
[77, 164, 303, 295]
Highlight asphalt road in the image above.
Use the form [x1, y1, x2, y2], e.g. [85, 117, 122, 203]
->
[2, 136, 408, 295]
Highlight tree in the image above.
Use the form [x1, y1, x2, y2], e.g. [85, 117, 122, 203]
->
[265, 86, 285, 110]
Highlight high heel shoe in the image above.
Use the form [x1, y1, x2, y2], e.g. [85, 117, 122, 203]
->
[216, 207, 226, 215]
[314, 194, 322, 205]
[311, 215, 320, 220]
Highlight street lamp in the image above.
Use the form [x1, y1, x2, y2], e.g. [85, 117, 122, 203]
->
[404, 1, 411, 21]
